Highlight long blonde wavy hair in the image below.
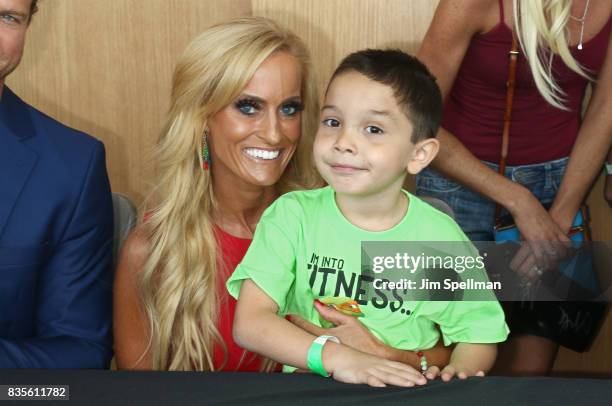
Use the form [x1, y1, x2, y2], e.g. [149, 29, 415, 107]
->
[138, 17, 321, 371]
[513, 0, 594, 110]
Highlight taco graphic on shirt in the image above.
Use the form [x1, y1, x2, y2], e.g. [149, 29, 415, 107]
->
[319, 296, 364, 317]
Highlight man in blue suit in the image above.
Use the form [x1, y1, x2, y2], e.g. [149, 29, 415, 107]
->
[0, 0, 113, 368]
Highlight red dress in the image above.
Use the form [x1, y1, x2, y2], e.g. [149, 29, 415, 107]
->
[212, 226, 269, 372]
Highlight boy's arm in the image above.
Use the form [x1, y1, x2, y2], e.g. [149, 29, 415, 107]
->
[425, 298, 507, 380]
[384, 339, 451, 369]
[289, 303, 451, 369]
[233, 279, 321, 370]
[233, 279, 427, 387]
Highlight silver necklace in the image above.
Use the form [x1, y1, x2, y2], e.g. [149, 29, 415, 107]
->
[570, 0, 591, 50]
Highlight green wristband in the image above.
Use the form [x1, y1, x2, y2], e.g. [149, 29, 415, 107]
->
[605, 163, 612, 176]
[307, 335, 340, 377]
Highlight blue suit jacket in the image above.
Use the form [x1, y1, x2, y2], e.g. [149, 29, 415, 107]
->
[0, 87, 113, 368]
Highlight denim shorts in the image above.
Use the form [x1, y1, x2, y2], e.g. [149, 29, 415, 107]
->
[416, 157, 607, 351]
[415, 157, 569, 241]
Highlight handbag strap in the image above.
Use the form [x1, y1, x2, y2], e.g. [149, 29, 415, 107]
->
[494, 36, 520, 225]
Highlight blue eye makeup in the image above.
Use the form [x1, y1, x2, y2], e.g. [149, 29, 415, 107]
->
[0, 14, 20, 24]
[280, 101, 304, 116]
[235, 98, 303, 117]
[235, 99, 261, 116]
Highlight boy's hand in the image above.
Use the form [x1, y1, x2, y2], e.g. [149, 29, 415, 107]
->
[433, 343, 495, 382]
[428, 364, 485, 381]
[326, 343, 427, 387]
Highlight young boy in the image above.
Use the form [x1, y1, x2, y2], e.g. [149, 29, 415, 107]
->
[227, 49, 508, 387]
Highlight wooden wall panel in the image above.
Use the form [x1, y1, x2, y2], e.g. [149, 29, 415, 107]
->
[252, 0, 439, 192]
[7, 0, 251, 204]
[5, 0, 611, 376]
[252, 0, 438, 98]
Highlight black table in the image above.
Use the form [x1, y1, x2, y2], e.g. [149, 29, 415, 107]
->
[0, 370, 610, 405]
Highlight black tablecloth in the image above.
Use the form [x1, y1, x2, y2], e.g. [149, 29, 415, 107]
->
[0, 370, 610, 405]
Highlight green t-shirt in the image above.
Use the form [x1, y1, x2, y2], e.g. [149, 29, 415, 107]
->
[227, 187, 509, 354]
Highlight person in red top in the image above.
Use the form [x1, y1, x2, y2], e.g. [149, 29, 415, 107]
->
[417, 0, 611, 376]
[113, 17, 451, 372]
[112, 17, 321, 372]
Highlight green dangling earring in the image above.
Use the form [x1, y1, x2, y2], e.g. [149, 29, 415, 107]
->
[202, 131, 212, 170]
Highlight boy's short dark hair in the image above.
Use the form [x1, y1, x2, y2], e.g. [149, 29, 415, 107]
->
[329, 49, 442, 142]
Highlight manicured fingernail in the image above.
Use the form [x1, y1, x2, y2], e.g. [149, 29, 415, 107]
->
[314, 299, 323, 306]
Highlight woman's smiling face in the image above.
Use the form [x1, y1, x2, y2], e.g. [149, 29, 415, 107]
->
[207, 51, 304, 187]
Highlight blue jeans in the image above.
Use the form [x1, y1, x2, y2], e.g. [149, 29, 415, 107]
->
[415, 157, 569, 241]
[416, 157, 608, 351]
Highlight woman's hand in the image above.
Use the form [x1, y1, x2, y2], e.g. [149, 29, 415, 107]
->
[288, 301, 387, 358]
[507, 187, 571, 281]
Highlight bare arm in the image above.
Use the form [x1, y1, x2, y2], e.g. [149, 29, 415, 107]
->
[384, 338, 451, 369]
[113, 228, 153, 370]
[289, 302, 451, 369]
[234, 280, 427, 387]
[418, 0, 521, 209]
[550, 32, 612, 229]
[418, 0, 569, 246]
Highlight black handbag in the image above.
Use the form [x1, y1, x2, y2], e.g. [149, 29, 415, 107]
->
[490, 37, 607, 352]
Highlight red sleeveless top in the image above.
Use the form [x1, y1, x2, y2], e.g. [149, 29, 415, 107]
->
[441, 0, 611, 165]
[213, 226, 268, 371]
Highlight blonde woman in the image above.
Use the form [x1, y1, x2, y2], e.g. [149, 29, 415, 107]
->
[418, 0, 611, 375]
[114, 17, 451, 372]
[112, 17, 320, 372]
